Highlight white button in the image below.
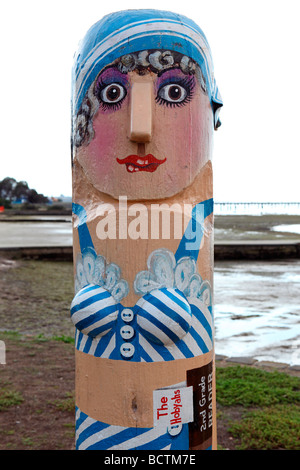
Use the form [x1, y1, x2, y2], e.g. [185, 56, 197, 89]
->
[121, 308, 134, 323]
[120, 343, 135, 358]
[168, 423, 182, 436]
[120, 325, 135, 340]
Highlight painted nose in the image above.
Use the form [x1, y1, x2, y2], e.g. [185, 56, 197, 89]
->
[129, 81, 152, 143]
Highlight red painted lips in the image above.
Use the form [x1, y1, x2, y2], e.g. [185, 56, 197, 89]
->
[116, 154, 166, 173]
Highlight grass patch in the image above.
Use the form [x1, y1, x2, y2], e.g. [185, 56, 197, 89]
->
[53, 392, 75, 413]
[52, 335, 74, 344]
[21, 436, 35, 447]
[0, 260, 74, 338]
[23, 333, 74, 344]
[229, 404, 300, 450]
[0, 380, 23, 411]
[33, 333, 49, 343]
[216, 365, 300, 407]
[0, 331, 22, 342]
[216, 365, 300, 450]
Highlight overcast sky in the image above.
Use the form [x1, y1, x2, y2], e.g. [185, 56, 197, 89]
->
[0, 0, 299, 203]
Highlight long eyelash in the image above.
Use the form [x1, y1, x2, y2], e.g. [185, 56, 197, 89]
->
[94, 77, 105, 98]
[156, 94, 193, 108]
[100, 101, 123, 111]
[155, 75, 195, 108]
[94, 77, 126, 111]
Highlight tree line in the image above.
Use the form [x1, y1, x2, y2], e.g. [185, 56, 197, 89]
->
[0, 177, 49, 208]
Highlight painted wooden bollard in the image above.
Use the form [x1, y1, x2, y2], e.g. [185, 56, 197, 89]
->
[71, 9, 222, 450]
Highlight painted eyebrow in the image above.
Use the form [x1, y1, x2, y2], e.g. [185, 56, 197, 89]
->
[96, 66, 129, 87]
[155, 68, 193, 88]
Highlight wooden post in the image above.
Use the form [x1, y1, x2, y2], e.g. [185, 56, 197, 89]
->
[71, 9, 222, 450]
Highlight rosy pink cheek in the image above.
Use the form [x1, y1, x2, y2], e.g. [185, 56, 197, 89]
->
[87, 119, 118, 173]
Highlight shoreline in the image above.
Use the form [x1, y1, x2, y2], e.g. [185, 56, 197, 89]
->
[0, 241, 299, 261]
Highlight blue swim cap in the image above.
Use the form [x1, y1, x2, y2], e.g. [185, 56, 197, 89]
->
[73, 9, 222, 127]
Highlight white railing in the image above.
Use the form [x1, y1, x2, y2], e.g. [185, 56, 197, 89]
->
[214, 202, 300, 216]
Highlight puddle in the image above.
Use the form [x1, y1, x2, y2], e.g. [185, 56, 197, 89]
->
[214, 260, 300, 365]
[271, 224, 300, 235]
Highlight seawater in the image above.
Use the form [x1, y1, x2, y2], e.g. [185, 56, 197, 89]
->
[213, 203, 300, 365]
[214, 260, 300, 366]
[0, 216, 72, 247]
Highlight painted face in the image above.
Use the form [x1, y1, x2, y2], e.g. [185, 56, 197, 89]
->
[74, 60, 213, 200]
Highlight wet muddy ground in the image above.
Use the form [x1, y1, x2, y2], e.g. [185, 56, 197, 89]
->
[214, 259, 300, 365]
[0, 213, 300, 247]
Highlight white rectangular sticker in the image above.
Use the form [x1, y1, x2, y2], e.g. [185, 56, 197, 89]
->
[153, 386, 194, 428]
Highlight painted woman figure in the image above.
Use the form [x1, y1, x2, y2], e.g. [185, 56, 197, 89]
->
[71, 9, 222, 450]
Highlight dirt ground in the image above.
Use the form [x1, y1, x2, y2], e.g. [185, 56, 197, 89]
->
[0, 335, 75, 450]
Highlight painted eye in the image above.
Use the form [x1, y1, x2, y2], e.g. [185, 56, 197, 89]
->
[100, 83, 126, 104]
[158, 83, 187, 103]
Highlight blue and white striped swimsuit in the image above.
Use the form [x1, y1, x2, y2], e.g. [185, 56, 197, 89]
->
[71, 199, 214, 450]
